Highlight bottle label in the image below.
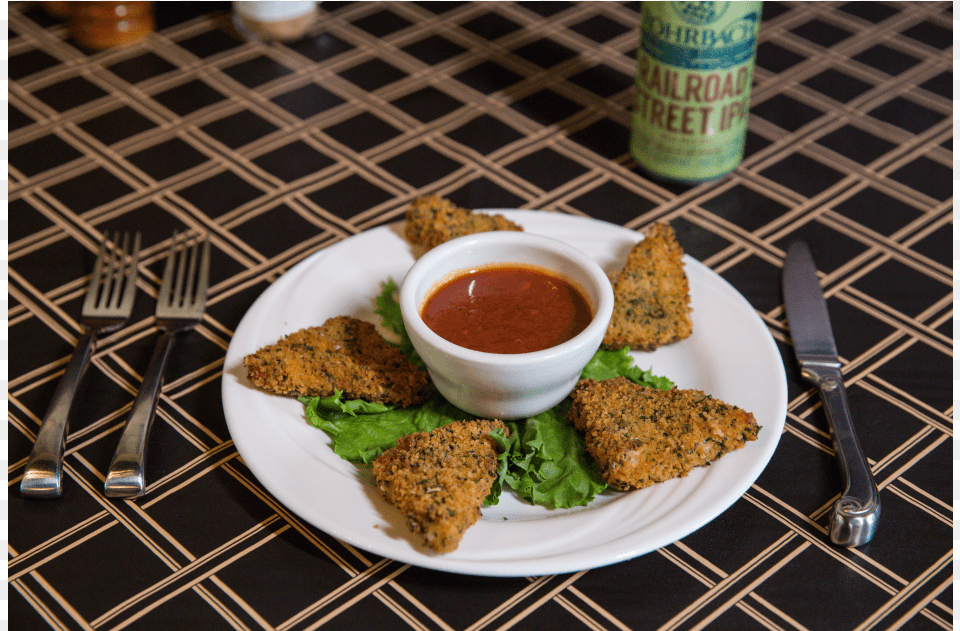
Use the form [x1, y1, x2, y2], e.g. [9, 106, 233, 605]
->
[630, 2, 762, 182]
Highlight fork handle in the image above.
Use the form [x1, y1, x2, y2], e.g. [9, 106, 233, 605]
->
[104, 330, 178, 499]
[21, 330, 97, 498]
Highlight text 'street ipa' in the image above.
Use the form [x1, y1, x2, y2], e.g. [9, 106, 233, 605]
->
[630, 2, 762, 183]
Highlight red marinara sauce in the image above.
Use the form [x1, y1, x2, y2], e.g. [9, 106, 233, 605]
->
[420, 265, 593, 354]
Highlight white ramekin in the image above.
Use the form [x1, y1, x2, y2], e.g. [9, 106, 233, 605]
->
[399, 231, 614, 419]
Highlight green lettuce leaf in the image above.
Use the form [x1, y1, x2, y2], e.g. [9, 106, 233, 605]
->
[311, 390, 395, 417]
[301, 388, 473, 465]
[374, 278, 424, 368]
[503, 401, 607, 508]
[486, 427, 517, 506]
[581, 347, 675, 390]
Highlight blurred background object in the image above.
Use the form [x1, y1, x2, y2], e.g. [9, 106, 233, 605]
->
[67, 1, 155, 50]
[41, 1, 73, 19]
[232, 1, 319, 43]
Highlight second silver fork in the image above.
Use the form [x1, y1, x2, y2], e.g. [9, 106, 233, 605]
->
[105, 232, 210, 499]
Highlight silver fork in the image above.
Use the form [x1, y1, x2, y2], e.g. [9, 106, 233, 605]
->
[104, 231, 210, 499]
[21, 232, 141, 499]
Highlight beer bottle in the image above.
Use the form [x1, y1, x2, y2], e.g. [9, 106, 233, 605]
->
[630, 2, 762, 183]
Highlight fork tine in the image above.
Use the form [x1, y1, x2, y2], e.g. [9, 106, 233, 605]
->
[183, 235, 194, 306]
[106, 232, 127, 309]
[98, 233, 119, 310]
[183, 237, 199, 308]
[118, 232, 141, 314]
[195, 238, 210, 311]
[158, 232, 178, 309]
[172, 232, 188, 308]
[83, 237, 109, 314]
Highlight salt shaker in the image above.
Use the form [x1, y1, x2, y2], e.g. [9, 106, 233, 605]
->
[233, 1, 320, 43]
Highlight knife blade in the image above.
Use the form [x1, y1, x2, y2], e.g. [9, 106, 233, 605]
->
[782, 241, 880, 547]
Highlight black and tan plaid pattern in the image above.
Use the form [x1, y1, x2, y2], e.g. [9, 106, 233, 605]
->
[7, 2, 952, 629]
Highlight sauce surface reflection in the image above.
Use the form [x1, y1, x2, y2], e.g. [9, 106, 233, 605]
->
[421, 265, 593, 354]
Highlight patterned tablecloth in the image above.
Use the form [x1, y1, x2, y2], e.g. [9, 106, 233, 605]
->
[8, 2, 952, 630]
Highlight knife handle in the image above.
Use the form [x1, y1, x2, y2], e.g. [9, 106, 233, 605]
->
[802, 362, 880, 547]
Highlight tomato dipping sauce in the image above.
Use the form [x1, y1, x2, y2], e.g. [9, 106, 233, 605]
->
[420, 265, 593, 354]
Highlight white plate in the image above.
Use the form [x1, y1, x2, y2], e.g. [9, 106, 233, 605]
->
[222, 211, 787, 576]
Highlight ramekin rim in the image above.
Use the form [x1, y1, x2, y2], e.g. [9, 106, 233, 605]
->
[399, 231, 614, 366]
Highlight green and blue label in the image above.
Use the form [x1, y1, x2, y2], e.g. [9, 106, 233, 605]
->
[631, 2, 762, 183]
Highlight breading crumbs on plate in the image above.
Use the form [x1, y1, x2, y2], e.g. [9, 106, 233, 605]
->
[568, 377, 760, 491]
[603, 222, 692, 351]
[372, 419, 507, 553]
[243, 316, 429, 407]
[404, 195, 522, 251]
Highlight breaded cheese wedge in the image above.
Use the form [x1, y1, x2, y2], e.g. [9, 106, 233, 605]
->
[603, 222, 692, 351]
[404, 195, 522, 251]
[243, 316, 429, 407]
[372, 419, 506, 553]
[568, 377, 760, 490]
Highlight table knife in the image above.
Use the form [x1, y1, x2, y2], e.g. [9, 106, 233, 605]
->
[782, 241, 880, 547]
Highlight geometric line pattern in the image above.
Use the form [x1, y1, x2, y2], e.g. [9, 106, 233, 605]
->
[8, 2, 952, 630]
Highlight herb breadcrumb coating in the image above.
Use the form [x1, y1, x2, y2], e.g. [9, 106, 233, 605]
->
[243, 316, 429, 407]
[404, 195, 522, 251]
[568, 377, 760, 490]
[372, 419, 506, 553]
[603, 222, 692, 351]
